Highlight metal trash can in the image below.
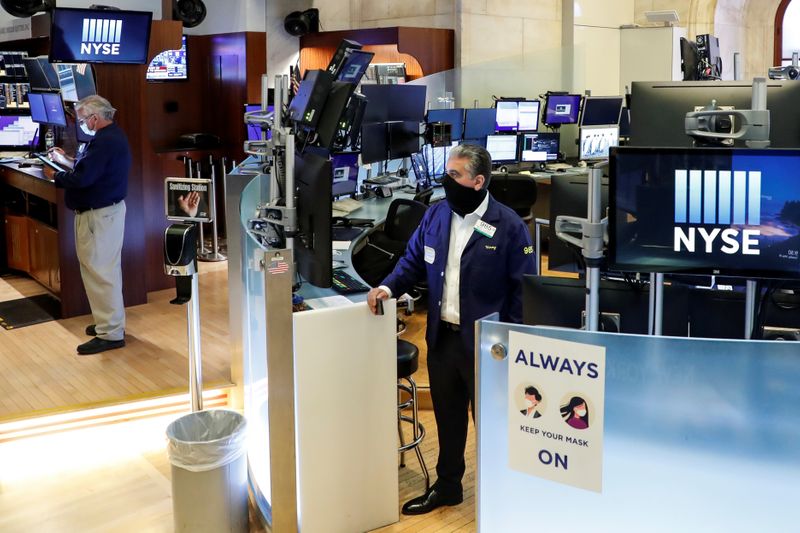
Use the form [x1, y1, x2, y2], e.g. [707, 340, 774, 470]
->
[166, 409, 248, 533]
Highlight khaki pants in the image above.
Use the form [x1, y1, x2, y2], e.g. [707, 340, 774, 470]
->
[74, 201, 126, 341]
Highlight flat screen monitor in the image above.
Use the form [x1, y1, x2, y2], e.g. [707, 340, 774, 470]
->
[295, 150, 333, 288]
[245, 103, 273, 141]
[522, 275, 689, 336]
[387, 120, 420, 159]
[688, 288, 746, 339]
[580, 125, 619, 161]
[609, 146, 800, 279]
[361, 85, 426, 122]
[56, 63, 97, 102]
[495, 100, 540, 132]
[331, 152, 359, 198]
[580, 96, 624, 126]
[629, 80, 800, 148]
[23, 57, 59, 90]
[549, 174, 609, 272]
[520, 132, 560, 162]
[336, 50, 374, 85]
[464, 108, 497, 141]
[427, 108, 465, 141]
[486, 134, 518, 163]
[146, 35, 187, 81]
[360, 122, 388, 164]
[49, 8, 153, 64]
[27, 92, 47, 123]
[42, 92, 67, 127]
[0, 115, 39, 147]
[544, 94, 582, 125]
[619, 107, 631, 137]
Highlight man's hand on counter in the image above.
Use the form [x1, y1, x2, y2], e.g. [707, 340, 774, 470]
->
[367, 287, 388, 315]
[42, 164, 56, 181]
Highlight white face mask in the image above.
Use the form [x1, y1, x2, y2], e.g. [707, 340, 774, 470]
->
[525, 399, 535, 409]
[575, 408, 587, 418]
[80, 122, 96, 137]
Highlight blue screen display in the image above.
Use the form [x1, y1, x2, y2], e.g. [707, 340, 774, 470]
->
[42, 92, 67, 127]
[544, 94, 582, 125]
[49, 8, 153, 64]
[27, 92, 48, 123]
[610, 147, 800, 279]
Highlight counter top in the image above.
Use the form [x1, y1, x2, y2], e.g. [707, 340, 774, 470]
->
[0, 162, 56, 203]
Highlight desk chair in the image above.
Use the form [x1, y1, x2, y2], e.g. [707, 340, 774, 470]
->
[488, 173, 538, 222]
[413, 187, 434, 206]
[397, 339, 430, 491]
[352, 198, 428, 287]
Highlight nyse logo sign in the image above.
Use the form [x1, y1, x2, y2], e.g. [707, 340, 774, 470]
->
[81, 18, 122, 56]
[673, 169, 761, 255]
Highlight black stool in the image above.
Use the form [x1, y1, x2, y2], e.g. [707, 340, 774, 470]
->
[396, 339, 430, 491]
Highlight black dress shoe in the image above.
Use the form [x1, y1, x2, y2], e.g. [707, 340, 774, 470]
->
[77, 337, 125, 355]
[401, 487, 463, 515]
[85, 324, 97, 336]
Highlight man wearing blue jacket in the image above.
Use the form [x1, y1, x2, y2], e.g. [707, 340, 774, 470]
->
[368, 144, 536, 515]
[44, 95, 132, 355]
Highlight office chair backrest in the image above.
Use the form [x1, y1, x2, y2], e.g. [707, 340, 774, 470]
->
[384, 198, 428, 242]
[488, 173, 537, 218]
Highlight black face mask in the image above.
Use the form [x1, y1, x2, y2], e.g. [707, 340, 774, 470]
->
[442, 175, 487, 217]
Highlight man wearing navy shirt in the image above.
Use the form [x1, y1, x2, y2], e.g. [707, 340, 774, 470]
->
[368, 144, 536, 514]
[43, 95, 132, 355]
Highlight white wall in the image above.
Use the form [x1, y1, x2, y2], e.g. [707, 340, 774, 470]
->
[267, 0, 312, 86]
[184, 0, 266, 35]
[572, 0, 634, 95]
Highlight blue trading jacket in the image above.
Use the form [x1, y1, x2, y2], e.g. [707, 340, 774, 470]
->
[382, 196, 536, 353]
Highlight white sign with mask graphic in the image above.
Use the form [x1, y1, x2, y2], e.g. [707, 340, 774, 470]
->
[507, 331, 606, 493]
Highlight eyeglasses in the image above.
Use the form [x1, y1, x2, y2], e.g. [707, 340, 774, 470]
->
[77, 113, 96, 125]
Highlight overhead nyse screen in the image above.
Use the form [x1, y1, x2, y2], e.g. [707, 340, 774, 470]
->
[49, 8, 153, 64]
[610, 147, 800, 279]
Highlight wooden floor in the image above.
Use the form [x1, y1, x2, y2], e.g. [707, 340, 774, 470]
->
[0, 406, 477, 532]
[0, 263, 233, 422]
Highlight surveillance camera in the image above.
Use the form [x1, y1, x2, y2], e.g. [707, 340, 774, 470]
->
[768, 65, 800, 80]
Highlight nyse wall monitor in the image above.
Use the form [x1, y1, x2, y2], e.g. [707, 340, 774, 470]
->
[49, 8, 153, 64]
[610, 147, 800, 279]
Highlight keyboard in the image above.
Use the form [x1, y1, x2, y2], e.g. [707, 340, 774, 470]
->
[331, 197, 364, 215]
[365, 175, 399, 185]
[546, 162, 573, 170]
[331, 269, 370, 294]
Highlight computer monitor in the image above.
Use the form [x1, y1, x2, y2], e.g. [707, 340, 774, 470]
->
[629, 80, 800, 148]
[548, 174, 609, 272]
[495, 100, 540, 132]
[486, 134, 518, 163]
[387, 120, 420, 159]
[680, 37, 701, 81]
[522, 275, 689, 336]
[49, 8, 153, 64]
[579, 125, 619, 161]
[360, 122, 388, 164]
[23, 57, 59, 90]
[688, 288, 745, 338]
[27, 92, 47, 123]
[609, 146, 800, 280]
[295, 150, 333, 288]
[0, 115, 38, 148]
[427, 108, 465, 141]
[520, 132, 560, 162]
[580, 96, 624, 126]
[619, 107, 631, 138]
[336, 49, 374, 85]
[331, 152, 359, 198]
[42, 92, 67, 127]
[361, 85, 426, 122]
[56, 63, 97, 102]
[464, 108, 497, 141]
[146, 34, 187, 81]
[543, 94, 582, 125]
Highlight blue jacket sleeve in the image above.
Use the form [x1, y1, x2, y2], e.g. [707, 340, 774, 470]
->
[54, 144, 108, 189]
[381, 214, 428, 296]
[503, 219, 537, 324]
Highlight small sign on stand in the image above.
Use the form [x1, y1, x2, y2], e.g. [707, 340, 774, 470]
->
[165, 177, 214, 222]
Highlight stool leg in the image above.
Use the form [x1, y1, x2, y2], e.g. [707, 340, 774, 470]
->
[409, 376, 430, 491]
[397, 381, 406, 467]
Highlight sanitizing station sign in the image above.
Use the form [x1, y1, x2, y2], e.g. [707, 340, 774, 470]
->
[507, 331, 606, 492]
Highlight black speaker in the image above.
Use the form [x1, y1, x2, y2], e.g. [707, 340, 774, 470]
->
[284, 8, 319, 37]
[0, 0, 53, 18]
[173, 0, 206, 28]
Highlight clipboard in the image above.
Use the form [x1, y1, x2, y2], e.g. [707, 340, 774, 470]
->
[35, 153, 68, 173]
